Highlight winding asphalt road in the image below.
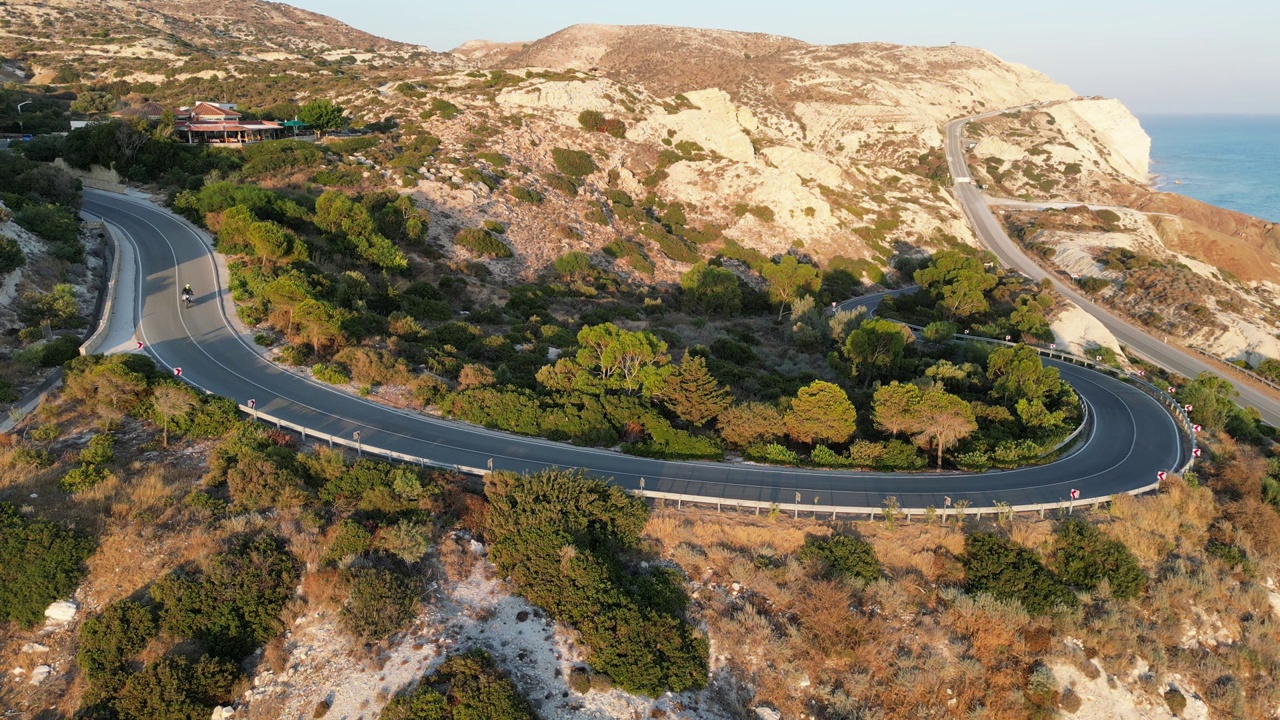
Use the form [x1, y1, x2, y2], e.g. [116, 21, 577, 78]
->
[83, 188, 1184, 510]
[943, 111, 1280, 426]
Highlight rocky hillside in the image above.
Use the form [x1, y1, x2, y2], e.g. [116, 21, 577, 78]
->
[0, 0, 458, 82]
[970, 103, 1280, 364]
[297, 25, 1107, 289]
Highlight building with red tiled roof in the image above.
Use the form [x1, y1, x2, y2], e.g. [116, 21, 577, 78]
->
[173, 101, 284, 145]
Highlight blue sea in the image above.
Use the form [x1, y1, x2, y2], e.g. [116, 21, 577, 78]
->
[1141, 114, 1280, 222]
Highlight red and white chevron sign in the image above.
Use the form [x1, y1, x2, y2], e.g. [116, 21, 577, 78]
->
[173, 367, 182, 377]
[1193, 448, 1202, 458]
[1192, 424, 1201, 433]
[1069, 488, 1080, 500]
[1157, 471, 1167, 481]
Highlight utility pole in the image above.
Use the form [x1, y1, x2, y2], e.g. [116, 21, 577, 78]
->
[17, 100, 32, 135]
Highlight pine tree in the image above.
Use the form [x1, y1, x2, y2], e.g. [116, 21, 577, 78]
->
[785, 380, 857, 445]
[661, 355, 732, 426]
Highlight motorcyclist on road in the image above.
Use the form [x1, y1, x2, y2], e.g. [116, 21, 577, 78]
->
[181, 283, 194, 307]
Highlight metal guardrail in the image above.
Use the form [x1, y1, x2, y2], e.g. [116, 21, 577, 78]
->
[1188, 346, 1280, 394]
[228, 325, 1193, 518]
[239, 401, 1162, 520]
[903, 324, 1198, 475]
[80, 220, 121, 356]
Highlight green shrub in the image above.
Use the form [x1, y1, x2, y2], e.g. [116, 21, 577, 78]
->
[382, 650, 535, 720]
[32, 422, 61, 442]
[486, 471, 708, 696]
[322, 519, 373, 566]
[1077, 276, 1110, 294]
[15, 204, 80, 244]
[543, 172, 579, 197]
[568, 666, 591, 694]
[508, 185, 543, 204]
[61, 464, 113, 493]
[240, 139, 323, 177]
[79, 433, 116, 465]
[339, 565, 419, 640]
[603, 239, 654, 275]
[110, 655, 239, 720]
[77, 600, 158, 679]
[578, 110, 626, 138]
[375, 520, 433, 564]
[312, 167, 363, 187]
[810, 444, 854, 467]
[39, 335, 82, 367]
[879, 440, 926, 471]
[1164, 688, 1187, 716]
[0, 234, 25, 275]
[185, 491, 228, 516]
[440, 386, 541, 435]
[184, 396, 242, 439]
[552, 148, 598, 178]
[1051, 519, 1145, 599]
[963, 532, 1077, 615]
[422, 98, 461, 120]
[455, 228, 513, 258]
[731, 203, 775, 223]
[797, 534, 881, 584]
[745, 442, 800, 465]
[280, 344, 311, 366]
[0, 502, 96, 627]
[327, 136, 380, 155]
[626, 417, 724, 460]
[475, 151, 507, 168]
[312, 456, 438, 510]
[149, 534, 299, 660]
[312, 362, 351, 385]
[13, 447, 54, 467]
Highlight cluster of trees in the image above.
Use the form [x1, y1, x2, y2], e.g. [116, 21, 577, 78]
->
[0, 150, 84, 267]
[485, 470, 708, 696]
[964, 517, 1145, 615]
[1176, 371, 1269, 443]
[883, 250, 1055, 343]
[169, 180, 432, 360]
[36, 117, 239, 186]
[75, 535, 298, 718]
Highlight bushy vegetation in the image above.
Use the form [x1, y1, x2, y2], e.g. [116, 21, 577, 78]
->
[578, 110, 626, 138]
[796, 533, 881, 584]
[454, 227, 512, 258]
[551, 147, 598, 178]
[0, 502, 96, 627]
[339, 564, 420, 639]
[1051, 518, 1146, 599]
[963, 532, 1077, 615]
[149, 534, 299, 659]
[382, 650, 535, 720]
[486, 470, 708, 696]
[0, 234, 25, 275]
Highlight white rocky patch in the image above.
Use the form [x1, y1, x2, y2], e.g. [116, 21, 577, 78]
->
[1051, 305, 1125, 358]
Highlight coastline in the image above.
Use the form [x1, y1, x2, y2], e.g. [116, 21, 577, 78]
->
[1139, 113, 1280, 222]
